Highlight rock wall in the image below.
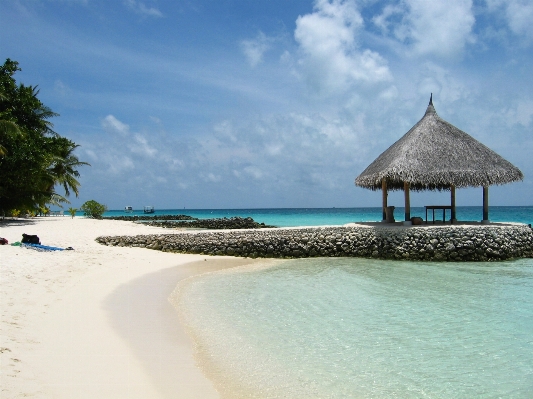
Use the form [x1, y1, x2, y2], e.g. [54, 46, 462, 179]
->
[96, 224, 533, 262]
[103, 216, 274, 229]
[104, 215, 196, 221]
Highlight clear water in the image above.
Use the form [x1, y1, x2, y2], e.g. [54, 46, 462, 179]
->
[102, 206, 533, 227]
[175, 258, 533, 398]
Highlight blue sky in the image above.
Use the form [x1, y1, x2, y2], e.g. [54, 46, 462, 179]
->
[1, 0, 532, 210]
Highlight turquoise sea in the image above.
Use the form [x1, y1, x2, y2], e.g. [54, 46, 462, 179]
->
[104, 206, 533, 227]
[137, 207, 533, 398]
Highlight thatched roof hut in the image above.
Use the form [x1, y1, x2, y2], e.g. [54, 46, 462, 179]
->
[355, 95, 523, 223]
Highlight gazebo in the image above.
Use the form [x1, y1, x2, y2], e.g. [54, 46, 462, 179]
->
[355, 95, 523, 224]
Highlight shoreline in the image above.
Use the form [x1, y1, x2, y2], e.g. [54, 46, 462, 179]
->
[0, 217, 267, 398]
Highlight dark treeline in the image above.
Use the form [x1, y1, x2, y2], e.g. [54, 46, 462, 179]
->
[0, 59, 89, 216]
[103, 215, 198, 221]
[103, 215, 276, 229]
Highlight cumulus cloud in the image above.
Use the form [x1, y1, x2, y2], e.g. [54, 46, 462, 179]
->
[123, 0, 162, 17]
[294, 0, 391, 94]
[373, 0, 475, 58]
[241, 31, 273, 67]
[372, 4, 401, 35]
[486, 0, 533, 43]
[505, 0, 533, 41]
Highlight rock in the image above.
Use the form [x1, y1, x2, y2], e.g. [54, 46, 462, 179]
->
[95, 224, 533, 262]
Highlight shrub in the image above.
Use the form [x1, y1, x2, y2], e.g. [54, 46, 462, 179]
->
[80, 200, 107, 219]
[67, 207, 78, 218]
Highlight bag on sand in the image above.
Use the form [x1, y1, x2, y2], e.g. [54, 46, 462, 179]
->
[0, 237, 8, 245]
[21, 234, 40, 245]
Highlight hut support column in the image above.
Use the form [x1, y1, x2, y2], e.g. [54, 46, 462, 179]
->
[482, 186, 489, 223]
[451, 185, 456, 224]
[404, 181, 411, 222]
[382, 179, 387, 222]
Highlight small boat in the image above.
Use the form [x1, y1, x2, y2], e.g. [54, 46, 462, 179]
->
[144, 206, 155, 214]
[124, 206, 133, 213]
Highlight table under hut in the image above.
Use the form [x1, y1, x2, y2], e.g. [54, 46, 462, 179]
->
[355, 95, 523, 224]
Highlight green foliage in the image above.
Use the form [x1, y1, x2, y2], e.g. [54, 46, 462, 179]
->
[80, 200, 107, 219]
[67, 207, 78, 218]
[0, 59, 90, 214]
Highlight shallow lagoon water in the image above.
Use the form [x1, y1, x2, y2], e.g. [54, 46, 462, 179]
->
[175, 257, 533, 398]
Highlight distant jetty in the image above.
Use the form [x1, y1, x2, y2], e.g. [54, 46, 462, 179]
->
[97, 223, 533, 262]
[103, 215, 275, 229]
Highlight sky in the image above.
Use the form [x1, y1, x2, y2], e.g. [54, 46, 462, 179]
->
[1, 0, 532, 210]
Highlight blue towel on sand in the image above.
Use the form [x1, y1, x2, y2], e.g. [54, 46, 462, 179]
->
[22, 243, 64, 252]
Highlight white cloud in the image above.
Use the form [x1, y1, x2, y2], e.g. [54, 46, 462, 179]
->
[243, 166, 264, 180]
[415, 62, 470, 104]
[129, 133, 158, 157]
[372, 4, 403, 36]
[86, 107, 372, 196]
[374, 0, 475, 58]
[294, 0, 391, 94]
[102, 115, 130, 136]
[486, 0, 533, 43]
[124, 0, 163, 17]
[84, 149, 98, 161]
[506, 100, 533, 127]
[505, 0, 533, 41]
[241, 31, 273, 67]
[379, 85, 399, 100]
[202, 173, 221, 183]
[111, 156, 135, 174]
[163, 157, 185, 171]
[100, 152, 135, 175]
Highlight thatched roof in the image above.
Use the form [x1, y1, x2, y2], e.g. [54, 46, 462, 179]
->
[355, 96, 524, 191]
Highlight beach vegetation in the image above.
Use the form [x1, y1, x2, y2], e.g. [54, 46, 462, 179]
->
[80, 200, 107, 219]
[9, 209, 21, 218]
[67, 207, 78, 218]
[0, 58, 90, 215]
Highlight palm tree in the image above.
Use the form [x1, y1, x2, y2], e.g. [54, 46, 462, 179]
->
[0, 92, 24, 156]
[0, 120, 22, 156]
[46, 141, 90, 198]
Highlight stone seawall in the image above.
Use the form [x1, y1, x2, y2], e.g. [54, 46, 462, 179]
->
[96, 224, 533, 261]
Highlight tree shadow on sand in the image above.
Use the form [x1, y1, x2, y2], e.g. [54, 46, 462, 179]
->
[0, 218, 38, 227]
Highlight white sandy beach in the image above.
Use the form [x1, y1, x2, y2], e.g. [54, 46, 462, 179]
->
[0, 216, 261, 399]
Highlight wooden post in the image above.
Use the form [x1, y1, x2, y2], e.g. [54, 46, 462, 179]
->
[404, 181, 410, 221]
[450, 185, 456, 223]
[382, 178, 387, 221]
[482, 186, 489, 222]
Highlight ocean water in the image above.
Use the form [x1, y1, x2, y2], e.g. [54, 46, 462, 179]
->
[167, 207, 533, 398]
[175, 257, 533, 398]
[104, 206, 533, 227]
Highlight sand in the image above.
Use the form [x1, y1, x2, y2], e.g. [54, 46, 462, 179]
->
[0, 216, 261, 398]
